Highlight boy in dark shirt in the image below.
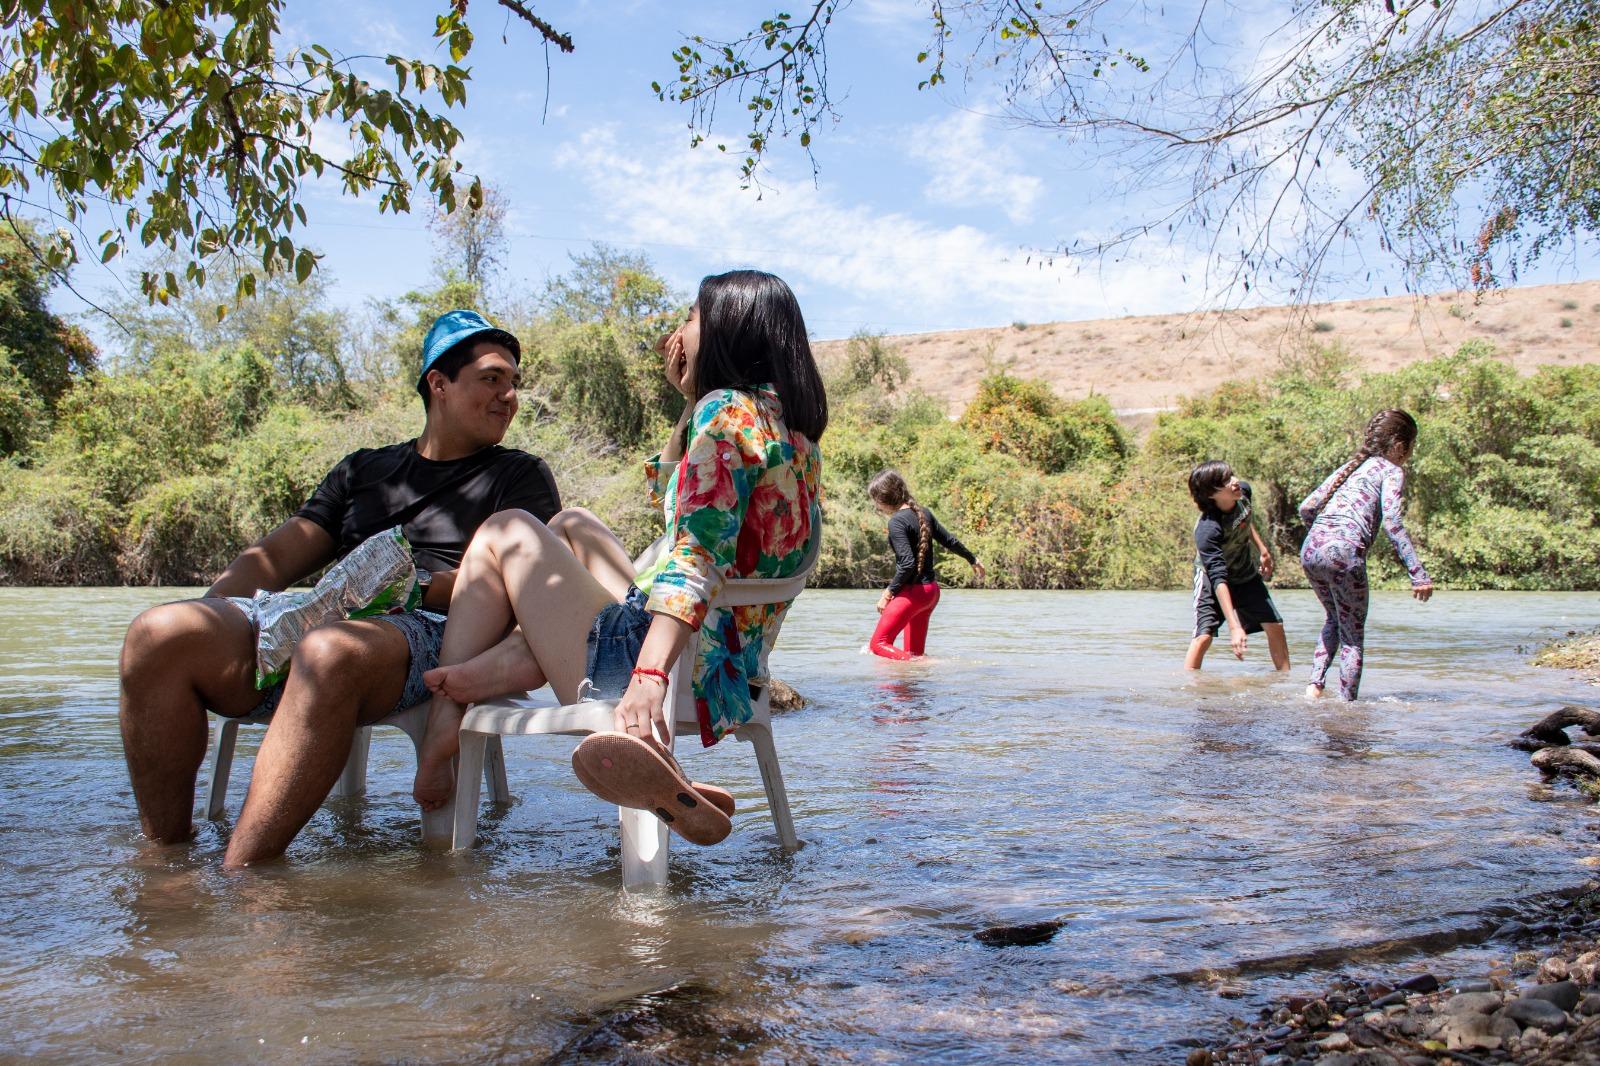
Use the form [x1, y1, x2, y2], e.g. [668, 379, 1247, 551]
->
[118, 310, 560, 867]
[1185, 460, 1290, 672]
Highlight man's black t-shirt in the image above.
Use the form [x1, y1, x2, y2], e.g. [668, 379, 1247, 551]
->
[294, 441, 561, 572]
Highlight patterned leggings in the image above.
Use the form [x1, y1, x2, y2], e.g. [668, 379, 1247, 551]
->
[1301, 534, 1370, 700]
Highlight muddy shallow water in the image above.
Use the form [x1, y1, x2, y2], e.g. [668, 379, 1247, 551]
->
[1, 587, 1597, 1063]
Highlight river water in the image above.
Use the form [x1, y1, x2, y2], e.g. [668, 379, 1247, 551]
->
[1, 587, 1597, 1063]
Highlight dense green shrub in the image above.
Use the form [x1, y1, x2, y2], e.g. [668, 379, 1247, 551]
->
[961, 372, 1127, 473]
[0, 467, 118, 583]
[121, 476, 249, 585]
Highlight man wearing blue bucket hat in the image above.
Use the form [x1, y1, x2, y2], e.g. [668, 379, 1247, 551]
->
[118, 310, 561, 867]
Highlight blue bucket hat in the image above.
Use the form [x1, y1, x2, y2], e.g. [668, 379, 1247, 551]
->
[418, 309, 521, 385]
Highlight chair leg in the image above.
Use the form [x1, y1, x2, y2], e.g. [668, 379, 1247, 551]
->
[620, 806, 670, 888]
[484, 734, 512, 805]
[743, 723, 799, 852]
[452, 733, 488, 850]
[330, 725, 372, 799]
[204, 718, 240, 820]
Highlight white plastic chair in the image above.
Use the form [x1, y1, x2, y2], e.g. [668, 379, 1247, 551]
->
[204, 701, 511, 841]
[450, 535, 816, 886]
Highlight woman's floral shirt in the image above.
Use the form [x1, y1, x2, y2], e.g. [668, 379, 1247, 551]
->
[642, 384, 822, 746]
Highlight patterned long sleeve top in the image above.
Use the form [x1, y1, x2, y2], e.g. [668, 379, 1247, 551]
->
[641, 384, 822, 746]
[1298, 456, 1431, 586]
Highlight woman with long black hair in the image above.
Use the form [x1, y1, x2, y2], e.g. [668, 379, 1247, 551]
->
[412, 269, 827, 846]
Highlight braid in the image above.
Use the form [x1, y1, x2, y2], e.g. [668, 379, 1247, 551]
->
[1310, 409, 1419, 518]
[907, 497, 932, 574]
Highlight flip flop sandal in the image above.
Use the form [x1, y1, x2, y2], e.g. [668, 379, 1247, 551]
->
[690, 782, 735, 817]
[571, 732, 733, 846]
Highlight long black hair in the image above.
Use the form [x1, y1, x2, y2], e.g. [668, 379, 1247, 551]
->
[692, 269, 829, 441]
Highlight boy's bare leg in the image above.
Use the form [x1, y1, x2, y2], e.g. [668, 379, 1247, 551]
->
[223, 619, 411, 867]
[1184, 634, 1213, 670]
[423, 507, 636, 706]
[1262, 623, 1291, 671]
[119, 599, 263, 844]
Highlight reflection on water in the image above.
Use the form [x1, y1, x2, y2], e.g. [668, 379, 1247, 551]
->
[1, 587, 1597, 1062]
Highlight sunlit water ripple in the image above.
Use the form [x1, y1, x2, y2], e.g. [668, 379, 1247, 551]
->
[1, 587, 1597, 1062]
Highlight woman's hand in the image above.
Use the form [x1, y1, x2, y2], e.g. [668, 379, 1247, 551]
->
[613, 672, 670, 747]
[1412, 582, 1434, 603]
[662, 330, 693, 398]
[970, 561, 987, 583]
[876, 590, 891, 614]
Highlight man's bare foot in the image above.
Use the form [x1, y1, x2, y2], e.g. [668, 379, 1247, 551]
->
[1305, 684, 1325, 700]
[412, 697, 466, 811]
[422, 639, 544, 705]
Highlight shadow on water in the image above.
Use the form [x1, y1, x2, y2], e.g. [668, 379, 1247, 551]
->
[5, 587, 1600, 1062]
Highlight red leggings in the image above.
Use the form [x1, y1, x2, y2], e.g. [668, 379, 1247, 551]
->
[869, 582, 941, 660]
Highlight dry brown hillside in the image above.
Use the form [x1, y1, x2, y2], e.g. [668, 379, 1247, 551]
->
[814, 280, 1600, 416]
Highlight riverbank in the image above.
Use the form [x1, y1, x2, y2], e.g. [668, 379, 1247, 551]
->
[1536, 633, 1600, 686]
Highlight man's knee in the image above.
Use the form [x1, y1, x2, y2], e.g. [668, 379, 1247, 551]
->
[122, 600, 243, 681]
[290, 623, 374, 687]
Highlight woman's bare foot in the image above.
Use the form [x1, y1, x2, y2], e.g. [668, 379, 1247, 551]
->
[1304, 684, 1325, 700]
[412, 696, 466, 811]
[422, 636, 545, 705]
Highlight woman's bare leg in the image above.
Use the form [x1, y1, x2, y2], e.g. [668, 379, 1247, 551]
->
[412, 510, 616, 809]
[421, 507, 638, 705]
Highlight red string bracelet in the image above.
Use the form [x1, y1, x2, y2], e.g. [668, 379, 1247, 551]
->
[632, 667, 670, 685]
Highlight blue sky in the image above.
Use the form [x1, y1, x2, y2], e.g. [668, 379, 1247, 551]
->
[65, 1, 1600, 343]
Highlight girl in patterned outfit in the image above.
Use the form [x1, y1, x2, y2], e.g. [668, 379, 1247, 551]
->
[1298, 409, 1434, 701]
[413, 270, 826, 846]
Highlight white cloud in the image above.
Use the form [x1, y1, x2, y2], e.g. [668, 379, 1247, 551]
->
[554, 127, 1202, 334]
[906, 108, 1044, 224]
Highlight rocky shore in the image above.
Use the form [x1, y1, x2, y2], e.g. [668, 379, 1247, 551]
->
[1534, 633, 1600, 686]
[1190, 886, 1600, 1064]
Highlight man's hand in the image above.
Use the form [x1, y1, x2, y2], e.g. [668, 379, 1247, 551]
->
[1258, 552, 1275, 580]
[1229, 626, 1248, 659]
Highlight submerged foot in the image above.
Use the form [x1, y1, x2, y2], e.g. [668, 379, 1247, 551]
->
[1304, 684, 1325, 700]
[412, 698, 465, 811]
[422, 642, 544, 705]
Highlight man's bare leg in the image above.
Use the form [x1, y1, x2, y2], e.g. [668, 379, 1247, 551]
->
[413, 510, 615, 810]
[421, 507, 637, 707]
[1184, 634, 1212, 670]
[119, 599, 262, 843]
[223, 619, 410, 867]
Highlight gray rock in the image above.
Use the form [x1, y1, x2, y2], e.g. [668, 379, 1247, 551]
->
[1318, 1031, 1353, 1051]
[1503, 996, 1569, 1032]
[1397, 973, 1440, 993]
[1301, 999, 1331, 1029]
[1579, 993, 1600, 1016]
[1318, 1054, 1394, 1066]
[1521, 980, 1581, 1011]
[1440, 991, 1504, 1015]
[1432, 1010, 1505, 1051]
[1371, 990, 1408, 1008]
[1540, 955, 1573, 982]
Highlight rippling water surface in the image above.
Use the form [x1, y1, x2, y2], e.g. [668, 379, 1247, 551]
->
[2, 587, 1598, 1063]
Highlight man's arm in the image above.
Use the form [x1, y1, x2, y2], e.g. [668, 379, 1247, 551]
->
[206, 517, 338, 599]
[1248, 523, 1275, 580]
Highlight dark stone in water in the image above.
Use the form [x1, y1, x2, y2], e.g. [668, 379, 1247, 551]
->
[1579, 993, 1600, 1016]
[1522, 980, 1581, 1012]
[544, 980, 772, 1064]
[1302, 998, 1331, 1029]
[1491, 920, 1529, 941]
[1372, 991, 1409, 1008]
[974, 920, 1063, 947]
[1397, 973, 1440, 993]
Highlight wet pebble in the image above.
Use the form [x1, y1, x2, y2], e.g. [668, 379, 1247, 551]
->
[1440, 991, 1504, 1015]
[1540, 955, 1573, 982]
[1580, 993, 1600, 1016]
[1371, 990, 1408, 1008]
[1446, 977, 1497, 993]
[1301, 998, 1331, 1029]
[1397, 973, 1440, 993]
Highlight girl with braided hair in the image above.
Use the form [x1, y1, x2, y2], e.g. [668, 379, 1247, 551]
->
[866, 470, 985, 660]
[1298, 409, 1434, 700]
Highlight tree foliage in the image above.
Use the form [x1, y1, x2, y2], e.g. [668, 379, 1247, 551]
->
[0, 0, 572, 306]
[667, 1, 1599, 296]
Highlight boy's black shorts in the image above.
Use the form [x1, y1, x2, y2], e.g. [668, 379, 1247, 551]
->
[1192, 570, 1282, 639]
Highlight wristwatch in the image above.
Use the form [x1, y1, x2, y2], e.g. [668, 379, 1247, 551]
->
[415, 569, 433, 590]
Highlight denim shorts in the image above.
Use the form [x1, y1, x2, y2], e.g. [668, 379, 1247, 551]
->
[246, 610, 446, 717]
[584, 586, 652, 700]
